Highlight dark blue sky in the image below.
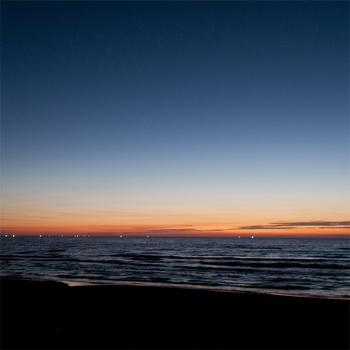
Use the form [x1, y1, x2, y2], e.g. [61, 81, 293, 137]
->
[1, 1, 349, 235]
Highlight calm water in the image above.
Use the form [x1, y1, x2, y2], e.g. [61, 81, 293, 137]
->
[1, 236, 349, 299]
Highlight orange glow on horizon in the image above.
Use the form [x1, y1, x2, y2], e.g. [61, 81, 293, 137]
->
[1, 219, 349, 238]
[1, 206, 349, 237]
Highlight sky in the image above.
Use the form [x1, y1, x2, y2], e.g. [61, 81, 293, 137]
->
[1, 1, 349, 237]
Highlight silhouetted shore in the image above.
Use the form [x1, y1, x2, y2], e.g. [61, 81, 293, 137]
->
[1, 278, 349, 349]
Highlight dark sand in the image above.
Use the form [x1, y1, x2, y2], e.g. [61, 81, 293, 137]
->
[1, 278, 349, 349]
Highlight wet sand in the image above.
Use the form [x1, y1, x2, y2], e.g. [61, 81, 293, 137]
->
[1, 277, 349, 349]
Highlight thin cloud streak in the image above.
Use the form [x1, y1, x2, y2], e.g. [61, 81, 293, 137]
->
[271, 221, 350, 227]
[238, 225, 295, 230]
[238, 221, 350, 230]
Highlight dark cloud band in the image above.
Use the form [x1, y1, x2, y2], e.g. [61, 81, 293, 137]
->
[238, 221, 350, 230]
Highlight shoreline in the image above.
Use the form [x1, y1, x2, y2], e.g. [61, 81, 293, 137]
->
[2, 275, 349, 300]
[1, 277, 349, 349]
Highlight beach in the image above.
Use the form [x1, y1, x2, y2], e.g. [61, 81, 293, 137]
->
[1, 278, 349, 349]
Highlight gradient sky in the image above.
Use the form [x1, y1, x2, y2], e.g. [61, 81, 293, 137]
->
[1, 1, 349, 236]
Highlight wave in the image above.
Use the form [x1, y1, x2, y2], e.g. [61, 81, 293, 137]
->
[250, 284, 310, 290]
[2, 253, 348, 271]
[199, 260, 349, 270]
[2, 237, 349, 299]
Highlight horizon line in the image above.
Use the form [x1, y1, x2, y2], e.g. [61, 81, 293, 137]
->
[2, 234, 349, 239]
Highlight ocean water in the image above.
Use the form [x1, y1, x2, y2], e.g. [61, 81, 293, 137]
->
[1, 236, 349, 299]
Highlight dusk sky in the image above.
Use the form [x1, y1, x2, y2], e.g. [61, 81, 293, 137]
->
[1, 1, 349, 236]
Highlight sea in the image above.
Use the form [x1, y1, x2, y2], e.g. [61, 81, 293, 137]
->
[1, 236, 349, 299]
